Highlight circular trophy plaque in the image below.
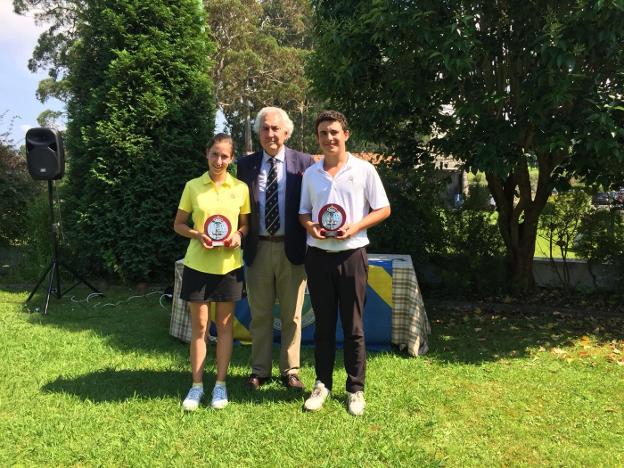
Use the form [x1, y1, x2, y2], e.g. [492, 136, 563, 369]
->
[203, 215, 232, 246]
[318, 203, 346, 237]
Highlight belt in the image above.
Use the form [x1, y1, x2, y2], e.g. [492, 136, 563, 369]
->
[258, 235, 285, 242]
[310, 246, 358, 254]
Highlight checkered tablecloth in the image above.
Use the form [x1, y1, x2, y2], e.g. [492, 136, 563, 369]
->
[370, 254, 430, 355]
[170, 254, 430, 356]
[170, 259, 193, 343]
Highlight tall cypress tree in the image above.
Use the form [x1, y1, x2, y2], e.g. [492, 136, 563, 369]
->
[63, 0, 214, 282]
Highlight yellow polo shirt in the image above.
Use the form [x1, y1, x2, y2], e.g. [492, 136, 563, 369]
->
[178, 172, 251, 274]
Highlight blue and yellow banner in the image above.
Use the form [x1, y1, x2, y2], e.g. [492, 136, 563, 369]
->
[213, 259, 394, 349]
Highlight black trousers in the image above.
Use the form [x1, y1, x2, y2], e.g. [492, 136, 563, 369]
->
[304, 246, 368, 393]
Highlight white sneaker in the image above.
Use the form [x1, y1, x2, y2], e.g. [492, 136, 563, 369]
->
[211, 384, 228, 409]
[182, 386, 204, 411]
[304, 381, 330, 412]
[347, 391, 366, 416]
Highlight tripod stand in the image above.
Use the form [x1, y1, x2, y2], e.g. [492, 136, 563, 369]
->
[25, 180, 100, 315]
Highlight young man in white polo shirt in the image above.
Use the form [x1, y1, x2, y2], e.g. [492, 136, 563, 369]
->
[298, 110, 391, 416]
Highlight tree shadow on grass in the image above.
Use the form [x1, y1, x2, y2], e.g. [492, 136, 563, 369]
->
[16, 286, 624, 369]
[20, 287, 195, 356]
[19, 287, 332, 369]
[423, 303, 624, 365]
[40, 366, 314, 405]
[42, 369, 191, 402]
[40, 368, 292, 403]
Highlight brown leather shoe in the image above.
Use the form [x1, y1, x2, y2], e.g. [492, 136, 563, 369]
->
[246, 374, 269, 391]
[281, 374, 305, 390]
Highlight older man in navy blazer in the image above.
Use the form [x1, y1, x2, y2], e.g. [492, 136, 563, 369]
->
[237, 107, 315, 390]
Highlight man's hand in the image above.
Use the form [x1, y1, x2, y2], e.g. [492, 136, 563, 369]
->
[300, 213, 327, 240]
[307, 222, 326, 240]
[334, 223, 359, 240]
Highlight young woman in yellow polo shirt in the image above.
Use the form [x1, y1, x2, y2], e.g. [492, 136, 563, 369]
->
[173, 133, 251, 410]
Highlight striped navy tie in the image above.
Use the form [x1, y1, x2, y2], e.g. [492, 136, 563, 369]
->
[265, 158, 280, 235]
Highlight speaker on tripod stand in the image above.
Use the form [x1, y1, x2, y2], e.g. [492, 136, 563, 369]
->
[24, 127, 100, 315]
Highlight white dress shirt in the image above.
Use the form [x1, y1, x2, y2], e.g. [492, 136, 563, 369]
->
[258, 147, 286, 236]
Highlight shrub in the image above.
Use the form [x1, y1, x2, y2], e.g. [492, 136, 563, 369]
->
[539, 189, 591, 259]
[370, 164, 507, 296]
[0, 143, 43, 247]
[463, 183, 491, 211]
[369, 163, 446, 265]
[538, 188, 592, 289]
[575, 208, 624, 288]
[435, 208, 507, 295]
[1, 190, 56, 282]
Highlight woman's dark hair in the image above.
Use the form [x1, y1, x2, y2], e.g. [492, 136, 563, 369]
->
[205, 133, 234, 156]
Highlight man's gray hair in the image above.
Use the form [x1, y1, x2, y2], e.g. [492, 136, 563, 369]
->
[253, 106, 294, 137]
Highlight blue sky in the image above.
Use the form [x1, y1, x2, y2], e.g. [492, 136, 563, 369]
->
[0, 3, 65, 146]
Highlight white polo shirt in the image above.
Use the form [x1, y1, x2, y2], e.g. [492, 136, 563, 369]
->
[299, 153, 390, 251]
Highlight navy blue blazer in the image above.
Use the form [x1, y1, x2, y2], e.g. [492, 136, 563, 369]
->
[236, 146, 315, 266]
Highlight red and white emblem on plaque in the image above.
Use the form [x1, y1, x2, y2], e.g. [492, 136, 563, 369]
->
[318, 203, 346, 237]
[203, 215, 232, 246]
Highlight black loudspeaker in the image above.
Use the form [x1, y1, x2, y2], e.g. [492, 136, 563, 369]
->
[25, 127, 65, 180]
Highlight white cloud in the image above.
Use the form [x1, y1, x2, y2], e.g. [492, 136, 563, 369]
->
[0, 4, 66, 144]
[20, 123, 34, 135]
[0, 2, 45, 41]
[0, 2, 47, 68]
[19, 118, 66, 136]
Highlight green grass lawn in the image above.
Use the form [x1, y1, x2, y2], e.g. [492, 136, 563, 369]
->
[1, 287, 623, 466]
[534, 233, 577, 259]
